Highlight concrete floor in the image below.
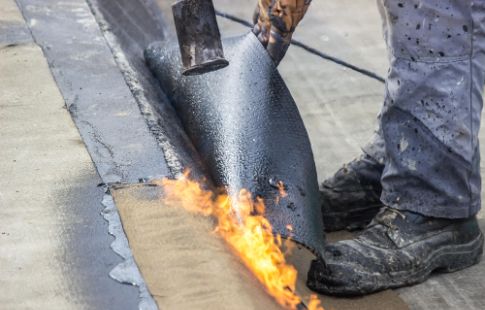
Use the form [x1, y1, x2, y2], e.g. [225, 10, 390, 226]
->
[1, 0, 485, 309]
[0, 1, 140, 308]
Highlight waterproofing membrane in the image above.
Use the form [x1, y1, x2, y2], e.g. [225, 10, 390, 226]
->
[145, 32, 325, 254]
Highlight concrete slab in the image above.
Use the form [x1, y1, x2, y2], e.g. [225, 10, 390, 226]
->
[16, 0, 170, 184]
[111, 183, 282, 310]
[0, 37, 138, 309]
[0, 0, 31, 46]
[112, 183, 408, 310]
[4, 0, 177, 307]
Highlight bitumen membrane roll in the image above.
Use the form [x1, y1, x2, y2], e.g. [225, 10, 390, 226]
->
[145, 32, 325, 255]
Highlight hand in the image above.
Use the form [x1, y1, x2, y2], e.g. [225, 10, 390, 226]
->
[253, 0, 312, 65]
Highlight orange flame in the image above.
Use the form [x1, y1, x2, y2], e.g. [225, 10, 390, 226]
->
[157, 171, 323, 310]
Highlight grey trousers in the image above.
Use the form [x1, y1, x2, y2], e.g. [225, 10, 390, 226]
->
[363, 0, 485, 218]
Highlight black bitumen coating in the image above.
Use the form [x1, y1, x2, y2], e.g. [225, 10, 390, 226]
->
[145, 33, 326, 255]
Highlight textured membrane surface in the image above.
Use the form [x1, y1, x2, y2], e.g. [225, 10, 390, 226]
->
[145, 32, 325, 254]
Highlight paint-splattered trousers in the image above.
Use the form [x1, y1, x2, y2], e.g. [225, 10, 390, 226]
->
[363, 0, 485, 218]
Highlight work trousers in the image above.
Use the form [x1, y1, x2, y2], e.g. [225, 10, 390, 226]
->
[363, 0, 485, 218]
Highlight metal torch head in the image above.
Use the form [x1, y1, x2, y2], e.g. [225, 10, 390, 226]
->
[172, 0, 229, 76]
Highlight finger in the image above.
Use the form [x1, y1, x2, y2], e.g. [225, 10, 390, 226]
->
[266, 26, 292, 65]
[269, 0, 312, 33]
[254, 0, 272, 47]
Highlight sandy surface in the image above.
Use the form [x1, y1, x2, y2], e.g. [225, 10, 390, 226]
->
[113, 183, 408, 310]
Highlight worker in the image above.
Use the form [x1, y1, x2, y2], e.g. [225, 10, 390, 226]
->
[254, 0, 485, 295]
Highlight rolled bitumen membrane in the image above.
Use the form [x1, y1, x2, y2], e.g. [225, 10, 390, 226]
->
[145, 32, 325, 255]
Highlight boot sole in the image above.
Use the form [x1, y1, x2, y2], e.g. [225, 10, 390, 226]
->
[434, 232, 484, 273]
[311, 232, 484, 296]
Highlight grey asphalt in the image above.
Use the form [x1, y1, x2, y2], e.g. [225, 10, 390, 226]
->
[1, 0, 166, 308]
[0, 1, 140, 308]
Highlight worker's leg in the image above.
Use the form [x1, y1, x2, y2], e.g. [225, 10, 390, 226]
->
[379, 0, 485, 218]
[308, 0, 485, 295]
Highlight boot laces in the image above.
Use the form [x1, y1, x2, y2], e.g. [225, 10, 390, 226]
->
[374, 206, 406, 230]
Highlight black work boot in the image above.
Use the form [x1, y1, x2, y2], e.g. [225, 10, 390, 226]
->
[307, 207, 484, 296]
[321, 153, 384, 231]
